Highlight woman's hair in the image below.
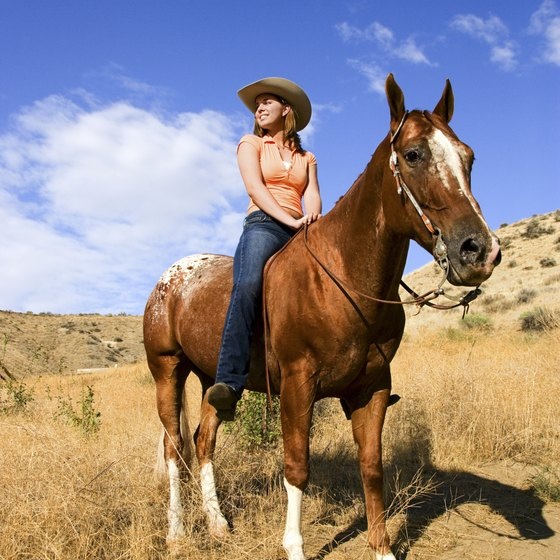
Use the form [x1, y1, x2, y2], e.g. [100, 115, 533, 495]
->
[253, 95, 305, 154]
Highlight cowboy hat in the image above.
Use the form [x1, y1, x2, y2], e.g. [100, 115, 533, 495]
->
[237, 77, 312, 131]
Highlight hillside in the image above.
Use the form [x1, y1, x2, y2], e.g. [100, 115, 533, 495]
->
[401, 209, 560, 335]
[0, 210, 558, 378]
[0, 312, 143, 378]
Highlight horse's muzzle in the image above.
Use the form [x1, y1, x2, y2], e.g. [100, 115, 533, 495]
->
[447, 233, 501, 286]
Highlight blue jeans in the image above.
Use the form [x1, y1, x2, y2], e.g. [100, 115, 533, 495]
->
[215, 210, 295, 395]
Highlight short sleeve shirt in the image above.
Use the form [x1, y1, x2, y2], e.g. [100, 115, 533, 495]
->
[238, 134, 317, 216]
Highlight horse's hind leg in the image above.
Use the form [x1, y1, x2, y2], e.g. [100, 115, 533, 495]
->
[193, 377, 229, 539]
[149, 353, 192, 543]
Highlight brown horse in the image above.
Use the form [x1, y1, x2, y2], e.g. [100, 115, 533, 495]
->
[143, 74, 501, 560]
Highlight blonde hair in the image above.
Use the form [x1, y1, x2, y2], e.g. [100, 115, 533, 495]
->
[253, 96, 305, 154]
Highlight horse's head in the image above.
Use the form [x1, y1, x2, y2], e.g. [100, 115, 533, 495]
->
[382, 74, 501, 287]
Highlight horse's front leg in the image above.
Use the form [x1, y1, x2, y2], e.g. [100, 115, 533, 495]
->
[280, 375, 314, 560]
[350, 385, 396, 560]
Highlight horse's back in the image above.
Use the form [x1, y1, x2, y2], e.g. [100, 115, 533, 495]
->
[143, 254, 233, 375]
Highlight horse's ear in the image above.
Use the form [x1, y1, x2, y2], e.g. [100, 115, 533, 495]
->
[385, 73, 405, 133]
[433, 78, 454, 123]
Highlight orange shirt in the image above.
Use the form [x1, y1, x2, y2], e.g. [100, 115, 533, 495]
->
[238, 134, 317, 217]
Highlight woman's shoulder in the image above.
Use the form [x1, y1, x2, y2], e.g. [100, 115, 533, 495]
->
[238, 134, 262, 148]
[303, 150, 317, 165]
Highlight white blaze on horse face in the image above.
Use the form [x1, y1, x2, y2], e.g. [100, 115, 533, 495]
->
[283, 477, 305, 560]
[200, 462, 229, 538]
[427, 129, 485, 219]
[428, 128, 499, 258]
[166, 458, 186, 542]
[428, 128, 470, 194]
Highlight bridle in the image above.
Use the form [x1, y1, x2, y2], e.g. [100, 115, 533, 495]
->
[302, 110, 482, 317]
[389, 110, 450, 277]
[262, 111, 482, 406]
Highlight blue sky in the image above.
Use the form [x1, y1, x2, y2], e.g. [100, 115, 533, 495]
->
[1, 0, 559, 314]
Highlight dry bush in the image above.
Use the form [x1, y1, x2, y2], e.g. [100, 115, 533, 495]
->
[520, 306, 560, 332]
[1, 329, 559, 559]
[389, 331, 560, 468]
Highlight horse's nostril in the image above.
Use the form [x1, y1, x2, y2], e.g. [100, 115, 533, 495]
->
[460, 238, 482, 264]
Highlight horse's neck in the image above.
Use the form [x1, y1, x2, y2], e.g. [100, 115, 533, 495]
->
[314, 145, 409, 296]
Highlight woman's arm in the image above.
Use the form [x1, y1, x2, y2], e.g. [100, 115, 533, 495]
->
[238, 142, 307, 229]
[303, 164, 322, 223]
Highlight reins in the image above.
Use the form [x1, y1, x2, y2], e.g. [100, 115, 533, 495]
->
[298, 111, 481, 318]
[261, 111, 482, 408]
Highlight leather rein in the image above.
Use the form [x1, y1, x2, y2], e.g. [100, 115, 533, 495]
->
[302, 110, 481, 319]
[261, 112, 481, 406]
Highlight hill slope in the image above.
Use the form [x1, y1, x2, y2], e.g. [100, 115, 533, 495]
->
[401, 209, 560, 335]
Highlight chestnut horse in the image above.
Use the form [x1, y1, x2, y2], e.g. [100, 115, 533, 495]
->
[143, 74, 501, 559]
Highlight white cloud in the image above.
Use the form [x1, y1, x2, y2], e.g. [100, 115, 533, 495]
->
[348, 60, 387, 94]
[335, 20, 435, 93]
[450, 13, 518, 71]
[336, 21, 394, 48]
[0, 94, 247, 314]
[529, 0, 560, 65]
[395, 37, 433, 65]
[450, 14, 508, 43]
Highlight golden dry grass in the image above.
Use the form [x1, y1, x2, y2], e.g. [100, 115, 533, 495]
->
[1, 325, 559, 559]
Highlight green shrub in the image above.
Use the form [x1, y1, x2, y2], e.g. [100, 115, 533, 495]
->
[540, 257, 557, 268]
[520, 307, 559, 332]
[54, 385, 101, 435]
[521, 220, 554, 239]
[225, 392, 281, 450]
[0, 380, 34, 414]
[461, 313, 493, 331]
[529, 468, 560, 502]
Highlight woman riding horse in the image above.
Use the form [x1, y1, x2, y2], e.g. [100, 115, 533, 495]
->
[208, 77, 322, 419]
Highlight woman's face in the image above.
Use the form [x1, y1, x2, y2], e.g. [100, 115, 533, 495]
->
[254, 94, 290, 130]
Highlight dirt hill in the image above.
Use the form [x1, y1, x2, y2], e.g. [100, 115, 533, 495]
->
[0, 312, 144, 378]
[1, 210, 558, 378]
[401, 209, 560, 336]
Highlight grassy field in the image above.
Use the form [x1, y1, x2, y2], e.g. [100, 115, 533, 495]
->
[1, 325, 558, 559]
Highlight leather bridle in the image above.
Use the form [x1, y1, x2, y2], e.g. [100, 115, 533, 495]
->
[302, 111, 482, 317]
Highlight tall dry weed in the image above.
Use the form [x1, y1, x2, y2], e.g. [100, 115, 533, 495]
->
[1, 329, 558, 559]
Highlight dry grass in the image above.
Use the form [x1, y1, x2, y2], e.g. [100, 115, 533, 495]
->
[1, 326, 559, 559]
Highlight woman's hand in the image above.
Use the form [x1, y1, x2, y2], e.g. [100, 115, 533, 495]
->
[291, 212, 322, 229]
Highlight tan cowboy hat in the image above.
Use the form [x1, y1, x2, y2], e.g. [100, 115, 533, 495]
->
[237, 77, 312, 131]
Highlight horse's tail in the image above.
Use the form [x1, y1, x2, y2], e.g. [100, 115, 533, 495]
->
[154, 386, 194, 482]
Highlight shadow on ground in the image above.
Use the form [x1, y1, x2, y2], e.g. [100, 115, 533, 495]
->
[306, 412, 555, 560]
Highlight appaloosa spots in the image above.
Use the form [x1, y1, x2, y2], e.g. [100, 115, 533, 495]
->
[148, 255, 222, 321]
[159, 254, 219, 287]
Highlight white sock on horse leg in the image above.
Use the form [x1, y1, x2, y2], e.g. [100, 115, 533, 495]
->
[376, 552, 397, 560]
[166, 458, 186, 542]
[200, 461, 229, 538]
[283, 477, 305, 560]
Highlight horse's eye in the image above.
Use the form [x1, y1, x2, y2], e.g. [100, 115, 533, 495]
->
[404, 150, 420, 164]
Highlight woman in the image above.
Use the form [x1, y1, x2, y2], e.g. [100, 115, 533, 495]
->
[207, 77, 322, 419]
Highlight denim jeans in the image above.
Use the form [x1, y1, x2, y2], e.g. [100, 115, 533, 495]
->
[215, 210, 295, 395]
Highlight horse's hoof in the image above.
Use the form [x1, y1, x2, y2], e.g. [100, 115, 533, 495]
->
[388, 394, 401, 406]
[209, 516, 230, 540]
[166, 533, 187, 557]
